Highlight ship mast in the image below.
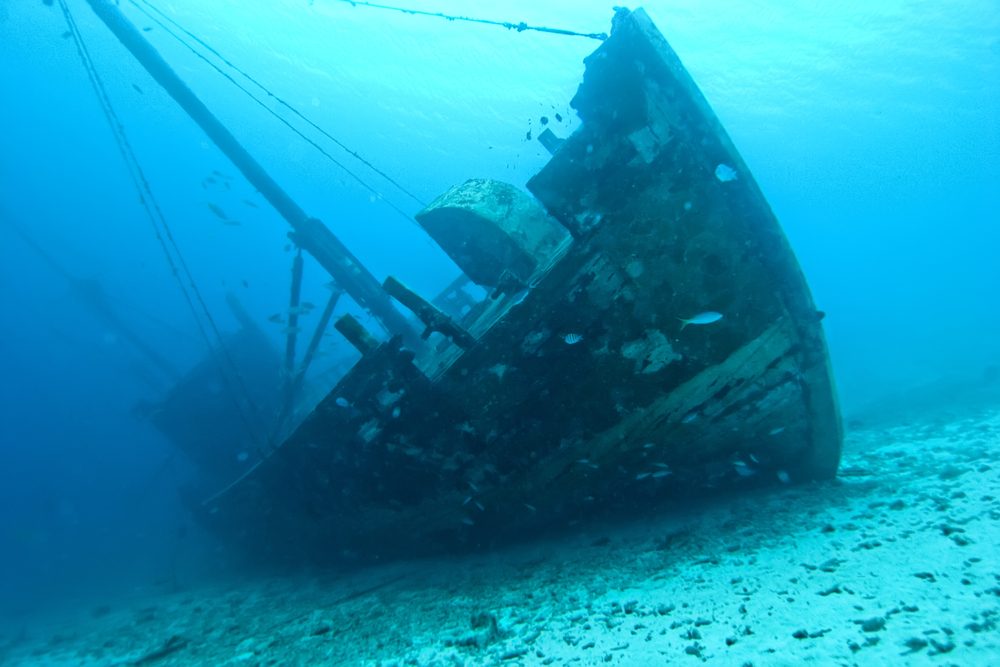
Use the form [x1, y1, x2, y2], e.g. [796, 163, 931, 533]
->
[82, 0, 418, 346]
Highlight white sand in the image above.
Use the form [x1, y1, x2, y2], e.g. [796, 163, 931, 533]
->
[3, 404, 997, 666]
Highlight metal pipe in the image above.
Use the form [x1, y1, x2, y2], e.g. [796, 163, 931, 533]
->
[284, 250, 304, 373]
[83, 0, 417, 345]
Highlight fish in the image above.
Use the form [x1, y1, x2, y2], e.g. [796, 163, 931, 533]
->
[242, 199, 259, 209]
[678, 311, 723, 330]
[523, 503, 537, 512]
[635, 472, 651, 480]
[281, 326, 302, 335]
[776, 470, 791, 484]
[563, 332, 584, 345]
[132, 84, 143, 95]
[652, 470, 672, 479]
[267, 313, 284, 323]
[206, 202, 229, 220]
[714, 163, 738, 182]
[334, 397, 351, 408]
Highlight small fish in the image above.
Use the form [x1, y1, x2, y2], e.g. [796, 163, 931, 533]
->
[678, 311, 723, 330]
[235, 451, 249, 463]
[242, 199, 259, 209]
[132, 84, 143, 95]
[301, 301, 316, 310]
[652, 470, 672, 479]
[468, 481, 480, 492]
[61, 31, 72, 39]
[287, 306, 310, 316]
[635, 472, 651, 480]
[242, 279, 249, 288]
[206, 202, 229, 220]
[463, 496, 473, 506]
[222, 219, 241, 226]
[474, 501, 485, 512]
[334, 397, 350, 408]
[681, 412, 699, 424]
[267, 313, 284, 323]
[461, 518, 475, 526]
[733, 460, 755, 477]
[776, 470, 791, 484]
[714, 163, 738, 182]
[769, 427, 786, 436]
[563, 332, 584, 345]
[523, 503, 537, 512]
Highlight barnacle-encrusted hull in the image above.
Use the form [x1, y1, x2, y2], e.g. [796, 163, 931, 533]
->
[198, 8, 841, 563]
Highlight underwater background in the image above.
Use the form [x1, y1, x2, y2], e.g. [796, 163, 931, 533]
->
[0, 0, 997, 649]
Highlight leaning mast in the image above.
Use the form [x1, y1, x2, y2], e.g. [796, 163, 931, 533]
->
[82, 0, 418, 345]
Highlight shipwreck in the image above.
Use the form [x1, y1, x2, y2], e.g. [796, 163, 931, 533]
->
[82, 2, 842, 563]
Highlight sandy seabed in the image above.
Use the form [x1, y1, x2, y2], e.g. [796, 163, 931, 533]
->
[2, 403, 997, 666]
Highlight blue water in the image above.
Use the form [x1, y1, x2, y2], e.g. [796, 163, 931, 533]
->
[0, 0, 997, 626]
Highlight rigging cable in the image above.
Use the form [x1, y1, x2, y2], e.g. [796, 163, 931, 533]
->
[130, 0, 428, 218]
[56, 0, 270, 450]
[326, 0, 608, 41]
